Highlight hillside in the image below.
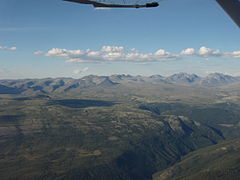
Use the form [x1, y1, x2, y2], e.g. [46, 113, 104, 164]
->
[0, 97, 228, 179]
[153, 139, 240, 180]
[0, 73, 240, 179]
[0, 73, 240, 96]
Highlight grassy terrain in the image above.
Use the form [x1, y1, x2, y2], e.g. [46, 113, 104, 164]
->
[153, 139, 240, 180]
[0, 77, 240, 179]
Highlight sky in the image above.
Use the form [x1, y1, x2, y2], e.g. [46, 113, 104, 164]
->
[0, 0, 240, 79]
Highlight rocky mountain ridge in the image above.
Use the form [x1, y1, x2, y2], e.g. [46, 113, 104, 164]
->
[0, 73, 240, 95]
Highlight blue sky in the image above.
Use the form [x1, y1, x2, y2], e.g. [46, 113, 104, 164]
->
[0, 0, 240, 79]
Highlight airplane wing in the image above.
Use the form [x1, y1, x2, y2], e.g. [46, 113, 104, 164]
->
[64, 0, 93, 5]
[64, 0, 158, 8]
[64, 0, 240, 26]
[216, 0, 240, 27]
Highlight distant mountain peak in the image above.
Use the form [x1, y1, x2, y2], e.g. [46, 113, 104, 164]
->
[201, 73, 238, 86]
[166, 73, 200, 84]
[207, 72, 232, 78]
[110, 74, 133, 80]
[150, 74, 164, 79]
[170, 72, 199, 78]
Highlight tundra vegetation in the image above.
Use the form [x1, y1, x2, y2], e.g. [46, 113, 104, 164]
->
[0, 73, 240, 180]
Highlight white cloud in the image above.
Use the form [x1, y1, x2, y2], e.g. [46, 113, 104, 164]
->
[131, 48, 137, 52]
[181, 48, 195, 55]
[101, 46, 124, 52]
[33, 50, 44, 55]
[181, 46, 222, 57]
[66, 59, 93, 63]
[35, 46, 179, 63]
[46, 48, 84, 58]
[180, 46, 240, 59]
[0, 46, 17, 50]
[198, 46, 222, 57]
[73, 67, 89, 74]
[34, 46, 240, 63]
[225, 51, 240, 59]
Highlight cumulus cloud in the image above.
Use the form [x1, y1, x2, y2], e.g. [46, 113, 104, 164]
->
[34, 46, 240, 63]
[181, 46, 222, 57]
[34, 46, 179, 63]
[198, 47, 222, 57]
[73, 67, 89, 74]
[101, 46, 124, 52]
[181, 48, 196, 55]
[181, 46, 240, 59]
[0, 46, 17, 50]
[225, 51, 240, 59]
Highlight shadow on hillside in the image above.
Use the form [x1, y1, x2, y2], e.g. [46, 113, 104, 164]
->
[47, 99, 116, 108]
[0, 115, 24, 124]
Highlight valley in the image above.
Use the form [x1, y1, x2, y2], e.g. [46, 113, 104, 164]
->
[0, 73, 240, 179]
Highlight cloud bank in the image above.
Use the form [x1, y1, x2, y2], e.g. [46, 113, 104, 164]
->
[0, 46, 17, 50]
[181, 46, 240, 59]
[34, 46, 240, 63]
[34, 46, 178, 63]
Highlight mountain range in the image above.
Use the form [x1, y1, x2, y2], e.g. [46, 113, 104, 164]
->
[0, 73, 240, 95]
[1, 72, 240, 179]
